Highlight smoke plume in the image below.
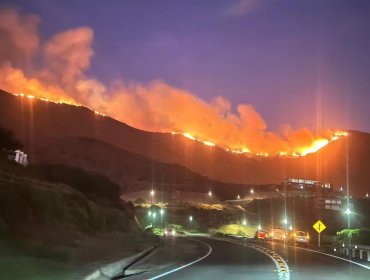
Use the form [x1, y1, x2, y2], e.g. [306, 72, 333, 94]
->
[0, 8, 340, 156]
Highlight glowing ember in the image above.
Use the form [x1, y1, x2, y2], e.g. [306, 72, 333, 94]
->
[298, 139, 329, 156]
[203, 140, 216, 147]
[183, 132, 196, 141]
[334, 131, 349, 137]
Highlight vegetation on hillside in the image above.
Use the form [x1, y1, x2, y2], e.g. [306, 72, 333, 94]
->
[0, 126, 22, 152]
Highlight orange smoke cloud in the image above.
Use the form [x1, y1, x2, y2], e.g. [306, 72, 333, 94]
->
[0, 8, 347, 157]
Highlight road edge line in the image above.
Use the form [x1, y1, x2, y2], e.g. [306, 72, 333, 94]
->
[147, 237, 213, 280]
[212, 237, 290, 280]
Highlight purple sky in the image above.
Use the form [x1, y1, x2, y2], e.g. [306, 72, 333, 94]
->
[5, 0, 370, 133]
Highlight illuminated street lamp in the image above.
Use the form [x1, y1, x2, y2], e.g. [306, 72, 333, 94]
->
[148, 210, 152, 217]
[237, 194, 240, 200]
[189, 215, 193, 222]
[160, 208, 165, 216]
[208, 190, 212, 197]
[152, 212, 157, 219]
[250, 188, 254, 194]
[242, 219, 247, 226]
[345, 208, 351, 215]
[366, 193, 369, 198]
[150, 189, 155, 204]
[258, 224, 262, 230]
[289, 225, 293, 231]
[283, 218, 288, 225]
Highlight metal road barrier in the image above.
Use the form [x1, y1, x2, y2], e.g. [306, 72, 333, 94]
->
[337, 244, 370, 262]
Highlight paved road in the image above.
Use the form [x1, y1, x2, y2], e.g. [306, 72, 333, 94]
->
[125, 236, 370, 280]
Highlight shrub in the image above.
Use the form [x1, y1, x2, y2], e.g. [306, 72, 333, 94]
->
[336, 228, 370, 245]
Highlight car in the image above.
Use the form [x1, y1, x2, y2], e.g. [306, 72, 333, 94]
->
[267, 227, 286, 241]
[164, 227, 176, 237]
[254, 230, 268, 240]
[291, 231, 310, 245]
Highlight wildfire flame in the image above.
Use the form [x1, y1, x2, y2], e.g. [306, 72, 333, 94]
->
[11, 91, 349, 157]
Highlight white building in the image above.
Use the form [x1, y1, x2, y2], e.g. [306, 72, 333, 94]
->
[8, 150, 28, 166]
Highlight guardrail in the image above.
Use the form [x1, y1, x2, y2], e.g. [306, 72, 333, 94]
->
[336, 244, 370, 262]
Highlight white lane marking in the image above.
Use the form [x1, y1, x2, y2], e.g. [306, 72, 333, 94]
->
[264, 241, 370, 270]
[147, 237, 212, 280]
[212, 237, 290, 280]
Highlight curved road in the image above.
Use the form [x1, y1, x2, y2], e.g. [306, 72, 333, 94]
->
[126, 236, 370, 280]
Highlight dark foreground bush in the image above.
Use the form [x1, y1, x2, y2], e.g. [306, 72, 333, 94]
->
[0, 180, 129, 235]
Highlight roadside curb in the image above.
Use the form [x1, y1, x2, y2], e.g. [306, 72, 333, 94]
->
[83, 241, 163, 280]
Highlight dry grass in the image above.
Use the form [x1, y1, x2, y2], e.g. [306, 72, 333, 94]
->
[218, 224, 257, 237]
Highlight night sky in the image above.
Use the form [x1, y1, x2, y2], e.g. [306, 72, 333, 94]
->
[3, 0, 370, 133]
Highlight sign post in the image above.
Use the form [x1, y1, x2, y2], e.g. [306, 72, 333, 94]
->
[313, 220, 326, 248]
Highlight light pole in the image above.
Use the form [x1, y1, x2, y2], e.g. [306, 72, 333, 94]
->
[160, 208, 164, 227]
[150, 189, 155, 204]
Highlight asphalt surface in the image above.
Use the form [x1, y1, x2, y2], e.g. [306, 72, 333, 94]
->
[125, 236, 370, 280]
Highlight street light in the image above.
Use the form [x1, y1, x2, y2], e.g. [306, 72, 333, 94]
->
[250, 188, 254, 194]
[208, 190, 212, 197]
[366, 193, 369, 198]
[160, 208, 164, 216]
[148, 210, 152, 217]
[237, 194, 240, 200]
[289, 225, 293, 231]
[283, 217, 288, 225]
[150, 190, 155, 196]
[345, 208, 351, 215]
[189, 215, 193, 222]
[152, 212, 157, 219]
[258, 224, 262, 230]
[242, 219, 247, 226]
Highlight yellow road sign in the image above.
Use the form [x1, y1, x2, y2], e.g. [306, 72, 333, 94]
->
[313, 220, 326, 233]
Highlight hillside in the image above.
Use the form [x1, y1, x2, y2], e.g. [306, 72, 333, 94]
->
[0, 89, 369, 196]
